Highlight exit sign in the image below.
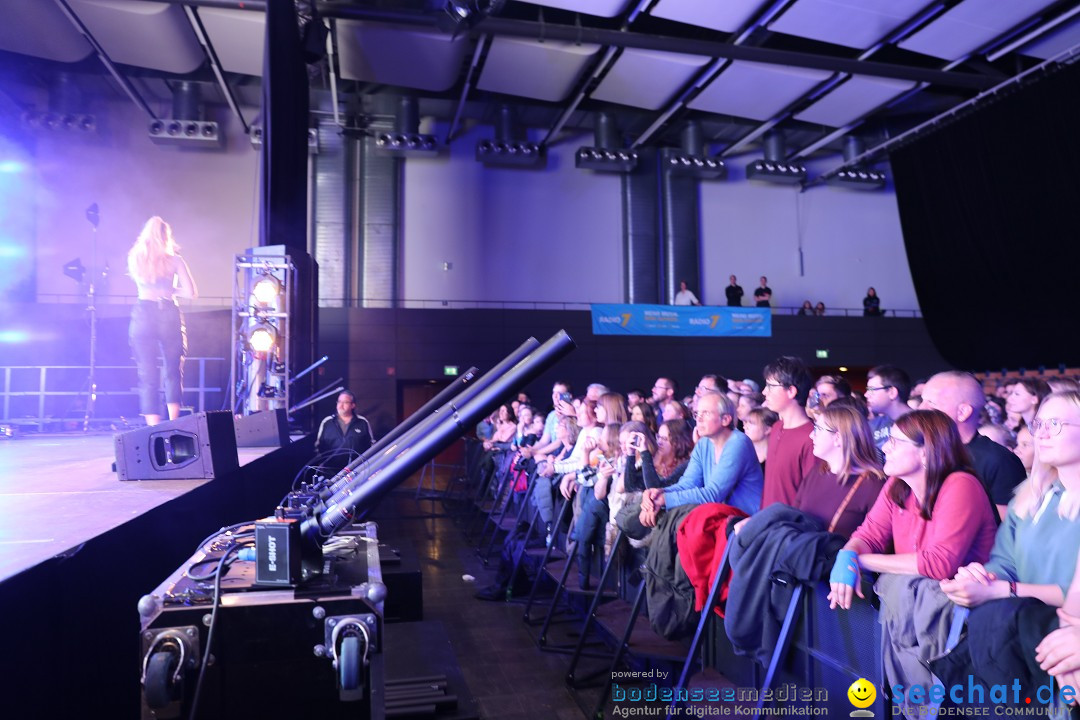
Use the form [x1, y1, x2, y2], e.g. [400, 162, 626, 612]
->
[443, 365, 459, 377]
[816, 349, 829, 359]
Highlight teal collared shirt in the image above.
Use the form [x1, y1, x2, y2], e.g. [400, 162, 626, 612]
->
[985, 481, 1080, 597]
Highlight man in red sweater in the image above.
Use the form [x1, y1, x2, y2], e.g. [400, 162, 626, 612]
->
[761, 356, 816, 507]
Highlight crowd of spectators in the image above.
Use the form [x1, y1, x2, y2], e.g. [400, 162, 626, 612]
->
[470, 360, 1080, 713]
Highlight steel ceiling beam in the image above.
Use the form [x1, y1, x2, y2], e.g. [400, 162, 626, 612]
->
[52, 0, 158, 120]
[789, 1, 1079, 162]
[804, 40, 1080, 189]
[307, 4, 993, 90]
[184, 5, 249, 133]
[719, 1, 946, 158]
[629, 0, 796, 149]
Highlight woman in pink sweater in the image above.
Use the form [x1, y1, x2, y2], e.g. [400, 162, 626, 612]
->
[828, 409, 998, 610]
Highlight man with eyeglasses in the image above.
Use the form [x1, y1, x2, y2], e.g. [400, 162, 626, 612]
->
[919, 371, 1026, 520]
[865, 365, 913, 450]
[760, 356, 816, 507]
[651, 377, 677, 415]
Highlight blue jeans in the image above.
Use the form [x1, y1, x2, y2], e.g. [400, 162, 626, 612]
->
[129, 300, 187, 415]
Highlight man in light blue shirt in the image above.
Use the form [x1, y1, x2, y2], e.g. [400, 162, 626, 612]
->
[641, 391, 763, 522]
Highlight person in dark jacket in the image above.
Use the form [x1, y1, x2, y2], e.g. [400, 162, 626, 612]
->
[315, 391, 375, 472]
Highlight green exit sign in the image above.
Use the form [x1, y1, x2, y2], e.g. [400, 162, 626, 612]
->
[815, 349, 829, 359]
[443, 365, 459, 377]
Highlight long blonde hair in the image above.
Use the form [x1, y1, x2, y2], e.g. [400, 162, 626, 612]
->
[127, 216, 178, 284]
[819, 404, 886, 484]
[1014, 390, 1080, 520]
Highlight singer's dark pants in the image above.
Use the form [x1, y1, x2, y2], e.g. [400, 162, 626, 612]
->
[129, 299, 187, 416]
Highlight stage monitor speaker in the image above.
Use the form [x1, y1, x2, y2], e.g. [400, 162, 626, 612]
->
[115, 411, 239, 481]
[234, 409, 290, 447]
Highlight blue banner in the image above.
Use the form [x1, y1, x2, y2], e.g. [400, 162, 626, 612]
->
[591, 303, 772, 337]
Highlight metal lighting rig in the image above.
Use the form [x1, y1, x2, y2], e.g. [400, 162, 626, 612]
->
[137, 331, 575, 719]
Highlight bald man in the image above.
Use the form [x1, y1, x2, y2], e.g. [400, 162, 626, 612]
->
[920, 371, 1026, 519]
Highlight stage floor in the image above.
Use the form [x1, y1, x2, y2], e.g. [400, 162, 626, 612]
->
[0, 432, 277, 585]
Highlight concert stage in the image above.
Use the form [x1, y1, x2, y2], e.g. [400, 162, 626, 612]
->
[0, 429, 315, 716]
[0, 433, 283, 585]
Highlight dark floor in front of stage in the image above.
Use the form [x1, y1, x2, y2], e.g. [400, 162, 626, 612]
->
[369, 488, 609, 720]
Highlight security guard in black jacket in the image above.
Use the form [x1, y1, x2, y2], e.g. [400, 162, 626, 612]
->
[315, 391, 375, 472]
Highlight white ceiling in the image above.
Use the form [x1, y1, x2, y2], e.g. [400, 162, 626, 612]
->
[689, 60, 833, 121]
[513, 0, 633, 18]
[478, 37, 601, 102]
[336, 20, 469, 91]
[0, 0, 92, 64]
[768, 0, 933, 50]
[898, 0, 1062, 61]
[794, 75, 918, 127]
[648, 0, 766, 34]
[0, 0, 1072, 162]
[198, 7, 265, 78]
[68, 0, 204, 74]
[591, 48, 711, 110]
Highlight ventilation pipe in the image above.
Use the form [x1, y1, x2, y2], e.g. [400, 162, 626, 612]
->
[661, 121, 702, 304]
[595, 111, 619, 150]
[680, 119, 704, 157]
[394, 95, 419, 135]
[172, 81, 201, 120]
[843, 135, 865, 164]
[764, 130, 785, 163]
[495, 104, 517, 143]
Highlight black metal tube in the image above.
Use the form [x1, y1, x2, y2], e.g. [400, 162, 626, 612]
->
[311, 331, 576, 538]
[320, 338, 539, 500]
[371, 365, 477, 449]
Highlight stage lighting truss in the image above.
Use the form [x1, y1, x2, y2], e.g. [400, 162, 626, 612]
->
[475, 140, 545, 168]
[374, 131, 440, 157]
[575, 147, 638, 173]
[661, 148, 726, 180]
[232, 254, 295, 417]
[746, 159, 807, 184]
[827, 167, 887, 190]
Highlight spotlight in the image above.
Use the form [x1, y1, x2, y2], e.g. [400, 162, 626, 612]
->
[252, 274, 282, 306]
[166, 122, 181, 136]
[247, 323, 277, 354]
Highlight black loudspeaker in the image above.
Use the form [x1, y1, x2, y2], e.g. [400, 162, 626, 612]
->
[115, 411, 239, 481]
[234, 409, 290, 447]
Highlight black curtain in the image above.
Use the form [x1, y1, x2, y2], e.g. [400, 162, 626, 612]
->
[890, 60, 1080, 372]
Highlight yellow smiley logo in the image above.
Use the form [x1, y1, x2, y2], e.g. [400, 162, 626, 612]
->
[848, 678, 876, 709]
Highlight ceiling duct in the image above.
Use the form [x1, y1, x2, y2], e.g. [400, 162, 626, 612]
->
[22, 72, 96, 134]
[663, 120, 725, 180]
[828, 136, 887, 189]
[375, 96, 439, 156]
[476, 104, 543, 168]
[576, 112, 638, 173]
[149, 81, 221, 149]
[747, 130, 806, 184]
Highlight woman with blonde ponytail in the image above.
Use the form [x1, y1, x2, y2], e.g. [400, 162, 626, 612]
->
[126, 217, 197, 426]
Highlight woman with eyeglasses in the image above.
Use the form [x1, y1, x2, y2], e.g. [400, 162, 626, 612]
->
[941, 391, 1080, 609]
[931, 392, 1080, 705]
[828, 409, 998, 611]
